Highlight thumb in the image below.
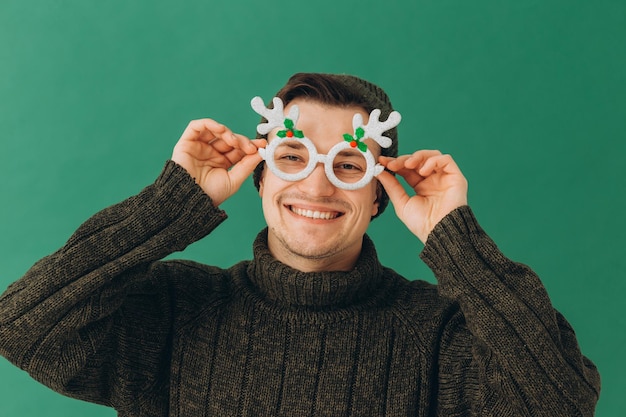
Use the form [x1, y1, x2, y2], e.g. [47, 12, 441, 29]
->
[227, 152, 264, 191]
[376, 170, 410, 211]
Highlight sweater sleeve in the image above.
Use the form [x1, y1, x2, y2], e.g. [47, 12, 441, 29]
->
[420, 206, 600, 417]
[0, 160, 227, 411]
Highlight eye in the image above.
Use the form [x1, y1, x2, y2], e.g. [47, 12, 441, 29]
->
[333, 158, 367, 184]
[336, 162, 362, 171]
[334, 157, 366, 172]
[273, 147, 309, 174]
[282, 154, 303, 162]
[273, 141, 309, 166]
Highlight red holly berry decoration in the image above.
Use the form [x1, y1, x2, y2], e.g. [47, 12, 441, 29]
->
[277, 118, 303, 139]
[343, 127, 367, 152]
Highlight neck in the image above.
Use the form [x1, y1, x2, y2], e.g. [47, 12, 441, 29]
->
[248, 230, 386, 308]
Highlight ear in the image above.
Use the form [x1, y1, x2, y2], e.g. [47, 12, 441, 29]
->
[372, 199, 378, 217]
[371, 197, 380, 217]
[258, 166, 266, 198]
[371, 182, 381, 217]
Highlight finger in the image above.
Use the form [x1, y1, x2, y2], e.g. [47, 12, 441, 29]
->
[404, 150, 443, 170]
[418, 154, 461, 177]
[215, 135, 265, 165]
[227, 152, 264, 189]
[178, 120, 250, 153]
[180, 119, 227, 143]
[231, 133, 260, 154]
[219, 147, 247, 166]
[376, 170, 411, 210]
[379, 156, 426, 189]
[210, 130, 258, 156]
[379, 155, 410, 172]
[381, 150, 442, 172]
[250, 138, 267, 149]
[378, 155, 394, 166]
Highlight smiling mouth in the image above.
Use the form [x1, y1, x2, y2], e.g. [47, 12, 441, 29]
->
[288, 205, 343, 220]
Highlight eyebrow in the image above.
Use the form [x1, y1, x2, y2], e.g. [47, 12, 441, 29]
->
[276, 142, 365, 157]
[277, 141, 306, 150]
[337, 149, 364, 157]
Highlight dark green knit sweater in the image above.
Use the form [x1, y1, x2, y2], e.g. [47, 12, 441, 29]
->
[0, 161, 600, 416]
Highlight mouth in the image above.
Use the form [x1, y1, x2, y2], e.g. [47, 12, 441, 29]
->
[288, 205, 343, 220]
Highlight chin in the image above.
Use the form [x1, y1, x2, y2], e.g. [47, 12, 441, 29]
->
[289, 236, 339, 257]
[273, 228, 345, 258]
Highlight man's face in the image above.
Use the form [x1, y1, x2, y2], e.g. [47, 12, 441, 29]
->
[258, 98, 380, 272]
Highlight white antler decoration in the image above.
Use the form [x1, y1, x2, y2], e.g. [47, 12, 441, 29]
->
[352, 109, 401, 149]
[250, 96, 299, 135]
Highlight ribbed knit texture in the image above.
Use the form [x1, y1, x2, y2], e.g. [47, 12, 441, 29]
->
[0, 161, 600, 416]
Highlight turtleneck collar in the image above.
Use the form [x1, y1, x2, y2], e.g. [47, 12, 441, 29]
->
[246, 229, 385, 308]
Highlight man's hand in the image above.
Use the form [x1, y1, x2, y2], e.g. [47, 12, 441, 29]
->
[171, 119, 266, 206]
[377, 150, 468, 244]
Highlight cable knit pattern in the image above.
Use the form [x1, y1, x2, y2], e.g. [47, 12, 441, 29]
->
[0, 161, 600, 416]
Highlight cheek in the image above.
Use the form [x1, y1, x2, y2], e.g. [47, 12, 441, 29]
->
[355, 183, 379, 217]
[258, 168, 288, 200]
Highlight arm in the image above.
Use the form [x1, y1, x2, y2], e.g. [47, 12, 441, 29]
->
[0, 161, 223, 406]
[422, 206, 600, 416]
[0, 119, 264, 410]
[378, 151, 600, 415]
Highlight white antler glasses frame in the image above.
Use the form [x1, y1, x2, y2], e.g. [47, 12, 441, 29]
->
[251, 96, 401, 190]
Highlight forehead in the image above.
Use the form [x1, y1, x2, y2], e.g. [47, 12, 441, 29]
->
[285, 98, 366, 127]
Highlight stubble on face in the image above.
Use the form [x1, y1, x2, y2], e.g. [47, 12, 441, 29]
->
[270, 192, 352, 259]
[262, 178, 379, 272]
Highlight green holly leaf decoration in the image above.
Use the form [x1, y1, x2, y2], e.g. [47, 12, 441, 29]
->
[275, 119, 304, 139]
[342, 131, 368, 152]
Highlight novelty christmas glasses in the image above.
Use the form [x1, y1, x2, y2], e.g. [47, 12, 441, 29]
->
[251, 97, 401, 190]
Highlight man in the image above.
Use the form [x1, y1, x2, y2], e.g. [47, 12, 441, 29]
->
[0, 73, 600, 416]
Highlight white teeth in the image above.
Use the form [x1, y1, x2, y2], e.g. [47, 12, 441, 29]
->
[290, 206, 339, 220]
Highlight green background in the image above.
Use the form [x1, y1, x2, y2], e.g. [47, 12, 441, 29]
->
[1, 0, 624, 415]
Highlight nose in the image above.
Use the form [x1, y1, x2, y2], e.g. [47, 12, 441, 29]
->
[297, 162, 336, 196]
